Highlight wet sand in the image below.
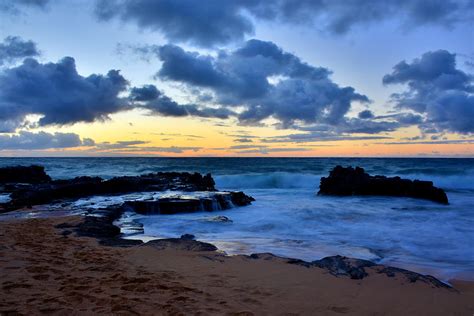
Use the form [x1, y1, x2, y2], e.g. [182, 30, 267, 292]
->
[0, 216, 473, 315]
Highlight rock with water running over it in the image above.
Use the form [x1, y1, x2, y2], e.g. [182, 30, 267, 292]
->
[0, 170, 222, 212]
[318, 165, 448, 204]
[122, 191, 254, 215]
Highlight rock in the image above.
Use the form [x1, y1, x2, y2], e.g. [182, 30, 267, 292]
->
[318, 166, 448, 204]
[311, 255, 375, 279]
[285, 254, 451, 288]
[144, 238, 218, 252]
[180, 234, 195, 240]
[75, 216, 121, 238]
[54, 206, 143, 247]
[1, 171, 225, 212]
[123, 191, 254, 215]
[228, 191, 256, 206]
[0, 165, 51, 184]
[206, 215, 233, 223]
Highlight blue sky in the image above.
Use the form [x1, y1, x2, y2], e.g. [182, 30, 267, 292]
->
[0, 0, 473, 156]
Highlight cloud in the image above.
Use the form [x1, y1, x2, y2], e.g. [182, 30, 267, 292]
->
[0, 55, 233, 132]
[150, 39, 369, 127]
[95, 0, 254, 47]
[95, 0, 471, 46]
[383, 49, 474, 134]
[152, 133, 204, 139]
[358, 110, 374, 119]
[261, 132, 392, 143]
[89, 139, 203, 153]
[0, 57, 130, 129]
[380, 139, 474, 145]
[234, 138, 253, 143]
[0, 36, 40, 66]
[130, 84, 235, 119]
[0, 0, 49, 14]
[0, 119, 24, 133]
[130, 84, 160, 101]
[213, 144, 312, 154]
[0, 131, 94, 150]
[96, 145, 202, 153]
[95, 140, 149, 150]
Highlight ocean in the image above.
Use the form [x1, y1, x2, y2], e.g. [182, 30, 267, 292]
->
[1, 157, 473, 281]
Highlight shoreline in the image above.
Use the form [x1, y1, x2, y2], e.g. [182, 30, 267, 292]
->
[1, 214, 473, 315]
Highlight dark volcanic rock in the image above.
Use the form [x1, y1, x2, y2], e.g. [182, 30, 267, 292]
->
[285, 254, 451, 288]
[311, 255, 375, 279]
[123, 191, 254, 215]
[1, 171, 222, 212]
[318, 166, 448, 204]
[55, 206, 143, 247]
[0, 165, 51, 184]
[144, 237, 218, 252]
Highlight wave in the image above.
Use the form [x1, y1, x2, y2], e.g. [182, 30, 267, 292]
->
[402, 173, 474, 191]
[215, 172, 321, 190]
[215, 171, 474, 191]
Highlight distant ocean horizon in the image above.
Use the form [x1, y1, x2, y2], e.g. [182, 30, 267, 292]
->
[1, 157, 473, 281]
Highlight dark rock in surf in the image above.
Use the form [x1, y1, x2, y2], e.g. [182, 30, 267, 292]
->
[54, 206, 143, 247]
[318, 166, 448, 204]
[0, 171, 223, 212]
[0, 165, 51, 184]
[122, 191, 254, 215]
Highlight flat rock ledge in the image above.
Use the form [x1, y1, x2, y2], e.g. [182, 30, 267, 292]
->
[123, 191, 254, 215]
[0, 165, 255, 212]
[249, 253, 452, 290]
[318, 165, 448, 204]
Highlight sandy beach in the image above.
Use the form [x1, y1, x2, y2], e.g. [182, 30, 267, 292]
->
[1, 215, 473, 315]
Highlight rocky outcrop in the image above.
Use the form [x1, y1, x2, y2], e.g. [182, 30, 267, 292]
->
[0, 169, 221, 212]
[123, 192, 254, 215]
[55, 206, 143, 247]
[318, 166, 448, 204]
[250, 253, 451, 289]
[0, 165, 51, 184]
[144, 236, 218, 252]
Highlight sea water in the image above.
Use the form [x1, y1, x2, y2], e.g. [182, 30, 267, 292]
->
[1, 157, 473, 280]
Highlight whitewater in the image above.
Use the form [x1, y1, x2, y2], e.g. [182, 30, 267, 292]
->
[1, 157, 473, 280]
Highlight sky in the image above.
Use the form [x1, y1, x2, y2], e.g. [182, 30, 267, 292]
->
[0, 0, 473, 157]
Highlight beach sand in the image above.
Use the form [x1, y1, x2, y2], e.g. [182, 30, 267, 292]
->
[0, 216, 473, 315]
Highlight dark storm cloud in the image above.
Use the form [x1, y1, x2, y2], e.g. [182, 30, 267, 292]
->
[0, 57, 130, 128]
[130, 84, 160, 101]
[0, 54, 233, 131]
[95, 0, 471, 46]
[95, 0, 254, 47]
[256, 0, 471, 34]
[0, 131, 94, 150]
[383, 50, 474, 134]
[95, 0, 472, 47]
[0, 36, 40, 66]
[151, 39, 369, 127]
[130, 84, 236, 119]
[358, 110, 374, 119]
